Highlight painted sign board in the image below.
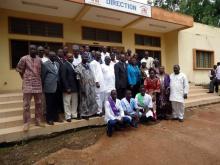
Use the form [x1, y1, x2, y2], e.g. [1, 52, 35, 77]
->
[85, 0, 151, 17]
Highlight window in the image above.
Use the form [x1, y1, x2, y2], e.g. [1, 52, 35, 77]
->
[10, 39, 63, 68]
[9, 17, 63, 38]
[135, 34, 161, 47]
[10, 40, 29, 69]
[82, 27, 122, 43]
[193, 49, 214, 70]
[136, 49, 161, 65]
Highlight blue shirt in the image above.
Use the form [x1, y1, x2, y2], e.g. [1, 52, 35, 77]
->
[121, 98, 138, 115]
[127, 64, 141, 85]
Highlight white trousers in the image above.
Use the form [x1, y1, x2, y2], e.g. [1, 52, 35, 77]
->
[63, 92, 78, 120]
[171, 101, 184, 119]
[96, 91, 106, 114]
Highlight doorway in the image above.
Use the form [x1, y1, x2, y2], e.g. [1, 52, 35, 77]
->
[65, 43, 124, 54]
[136, 49, 161, 65]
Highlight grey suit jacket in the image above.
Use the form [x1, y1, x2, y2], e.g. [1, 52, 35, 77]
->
[41, 60, 60, 93]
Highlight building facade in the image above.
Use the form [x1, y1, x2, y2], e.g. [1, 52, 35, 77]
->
[0, 0, 218, 92]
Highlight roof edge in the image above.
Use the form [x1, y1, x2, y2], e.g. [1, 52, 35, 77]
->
[65, 0, 194, 27]
[152, 7, 193, 27]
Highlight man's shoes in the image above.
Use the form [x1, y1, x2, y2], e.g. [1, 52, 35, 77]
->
[106, 127, 112, 137]
[82, 116, 89, 120]
[57, 119, 64, 123]
[66, 119, 71, 122]
[73, 117, 81, 120]
[92, 113, 103, 117]
[131, 122, 138, 128]
[150, 117, 157, 122]
[164, 116, 170, 120]
[47, 121, 54, 125]
[71, 117, 77, 120]
[36, 121, 45, 127]
[23, 123, 29, 132]
[97, 112, 104, 117]
[178, 119, 184, 122]
[207, 91, 213, 93]
[172, 117, 179, 120]
[55, 117, 64, 123]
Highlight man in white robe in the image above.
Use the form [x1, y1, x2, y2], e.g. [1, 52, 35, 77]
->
[101, 46, 110, 64]
[140, 51, 154, 69]
[105, 90, 132, 137]
[72, 45, 82, 68]
[170, 65, 189, 122]
[90, 51, 106, 116]
[101, 56, 115, 101]
[110, 53, 118, 69]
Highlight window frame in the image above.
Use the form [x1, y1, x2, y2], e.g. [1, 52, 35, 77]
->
[8, 17, 64, 38]
[193, 49, 214, 70]
[81, 26, 122, 43]
[135, 34, 161, 48]
[9, 39, 64, 69]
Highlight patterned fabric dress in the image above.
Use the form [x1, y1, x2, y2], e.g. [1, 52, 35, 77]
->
[144, 77, 160, 96]
[75, 63, 98, 117]
[157, 74, 172, 118]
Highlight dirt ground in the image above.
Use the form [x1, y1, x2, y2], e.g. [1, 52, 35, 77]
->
[1, 104, 220, 165]
[0, 127, 105, 165]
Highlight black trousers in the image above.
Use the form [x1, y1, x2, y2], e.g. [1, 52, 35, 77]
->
[216, 79, 220, 93]
[129, 84, 140, 98]
[56, 84, 64, 113]
[45, 91, 59, 122]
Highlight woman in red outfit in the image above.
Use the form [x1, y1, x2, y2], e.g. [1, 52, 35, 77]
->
[144, 68, 160, 119]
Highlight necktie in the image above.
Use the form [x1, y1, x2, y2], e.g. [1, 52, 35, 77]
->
[53, 62, 58, 73]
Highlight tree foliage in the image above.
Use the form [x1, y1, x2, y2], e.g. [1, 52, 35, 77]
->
[153, 0, 220, 27]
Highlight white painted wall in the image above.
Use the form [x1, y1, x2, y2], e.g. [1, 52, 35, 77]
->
[178, 22, 220, 84]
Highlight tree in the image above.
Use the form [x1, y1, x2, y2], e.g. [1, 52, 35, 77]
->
[154, 0, 181, 11]
[153, 0, 220, 27]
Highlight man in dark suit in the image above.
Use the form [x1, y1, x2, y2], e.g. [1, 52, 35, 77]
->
[55, 49, 65, 115]
[61, 53, 79, 122]
[56, 48, 65, 65]
[42, 51, 60, 125]
[114, 54, 128, 99]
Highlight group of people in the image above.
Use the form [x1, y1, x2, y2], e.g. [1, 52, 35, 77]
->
[208, 62, 220, 94]
[16, 44, 189, 136]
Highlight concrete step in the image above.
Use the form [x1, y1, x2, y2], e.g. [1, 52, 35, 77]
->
[0, 114, 35, 129]
[185, 96, 220, 108]
[0, 107, 34, 118]
[0, 85, 219, 144]
[0, 100, 34, 109]
[0, 117, 105, 143]
[0, 93, 23, 102]
[189, 85, 204, 89]
[188, 93, 213, 99]
[188, 88, 207, 94]
[0, 90, 21, 94]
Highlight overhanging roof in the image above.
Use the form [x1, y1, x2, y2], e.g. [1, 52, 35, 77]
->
[0, 0, 193, 33]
